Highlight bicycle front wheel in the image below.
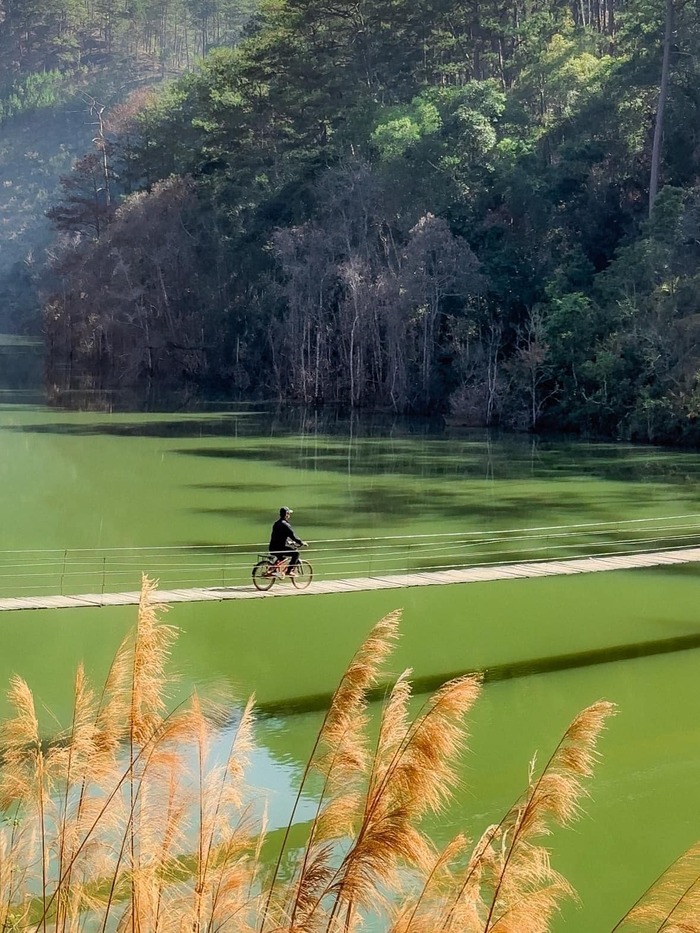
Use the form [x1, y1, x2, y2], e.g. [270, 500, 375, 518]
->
[252, 560, 276, 591]
[292, 560, 313, 589]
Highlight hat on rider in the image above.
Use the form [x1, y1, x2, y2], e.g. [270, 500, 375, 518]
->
[280, 506, 293, 516]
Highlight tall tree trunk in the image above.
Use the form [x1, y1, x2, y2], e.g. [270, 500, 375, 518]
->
[649, 0, 673, 216]
[606, 0, 615, 36]
[485, 322, 502, 426]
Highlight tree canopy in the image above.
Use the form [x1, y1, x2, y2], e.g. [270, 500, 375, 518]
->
[42, 0, 700, 443]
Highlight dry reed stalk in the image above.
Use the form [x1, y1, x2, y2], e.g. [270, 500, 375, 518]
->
[102, 583, 261, 933]
[126, 575, 179, 933]
[94, 631, 138, 759]
[51, 635, 138, 932]
[0, 822, 35, 932]
[320, 674, 481, 931]
[0, 577, 681, 933]
[130, 576, 178, 748]
[261, 610, 402, 933]
[388, 833, 469, 933]
[610, 841, 700, 932]
[434, 700, 616, 933]
[186, 691, 259, 933]
[30, 576, 188, 933]
[118, 748, 193, 933]
[51, 664, 102, 933]
[0, 576, 198, 933]
[287, 674, 417, 929]
[0, 675, 54, 933]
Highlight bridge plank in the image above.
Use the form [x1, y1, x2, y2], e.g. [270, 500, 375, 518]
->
[0, 547, 697, 611]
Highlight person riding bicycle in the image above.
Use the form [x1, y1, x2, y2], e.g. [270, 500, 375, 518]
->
[269, 507, 306, 576]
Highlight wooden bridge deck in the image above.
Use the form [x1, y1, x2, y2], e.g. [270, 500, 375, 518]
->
[0, 546, 697, 612]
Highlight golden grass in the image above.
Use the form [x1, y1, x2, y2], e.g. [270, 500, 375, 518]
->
[0, 574, 694, 932]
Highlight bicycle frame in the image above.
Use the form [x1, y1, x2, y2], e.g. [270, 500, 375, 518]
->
[252, 546, 312, 591]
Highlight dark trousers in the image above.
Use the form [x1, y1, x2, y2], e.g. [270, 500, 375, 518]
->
[271, 549, 300, 570]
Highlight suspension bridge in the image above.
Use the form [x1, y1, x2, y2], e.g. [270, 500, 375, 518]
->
[0, 513, 698, 611]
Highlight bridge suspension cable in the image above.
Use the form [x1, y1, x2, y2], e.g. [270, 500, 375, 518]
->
[0, 513, 698, 598]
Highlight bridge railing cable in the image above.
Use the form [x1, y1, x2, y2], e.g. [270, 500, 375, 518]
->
[0, 513, 698, 597]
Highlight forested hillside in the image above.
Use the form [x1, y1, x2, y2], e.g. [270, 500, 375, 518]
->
[43, 0, 700, 443]
[0, 0, 254, 331]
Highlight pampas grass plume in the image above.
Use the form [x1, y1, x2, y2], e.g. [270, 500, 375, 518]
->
[0, 578, 696, 933]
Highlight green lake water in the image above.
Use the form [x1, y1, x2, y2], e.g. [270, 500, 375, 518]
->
[1, 363, 700, 929]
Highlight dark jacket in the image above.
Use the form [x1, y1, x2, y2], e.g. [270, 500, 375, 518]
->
[269, 518, 302, 552]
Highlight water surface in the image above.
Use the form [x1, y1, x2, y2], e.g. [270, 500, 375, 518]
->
[0, 381, 699, 929]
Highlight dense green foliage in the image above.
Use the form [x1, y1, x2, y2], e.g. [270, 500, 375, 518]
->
[43, 0, 700, 443]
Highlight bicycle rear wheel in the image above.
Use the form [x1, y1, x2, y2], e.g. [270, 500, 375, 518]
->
[292, 559, 313, 589]
[252, 559, 276, 591]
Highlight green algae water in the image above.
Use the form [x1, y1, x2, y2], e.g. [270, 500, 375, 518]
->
[3, 398, 700, 557]
[1, 366, 700, 928]
[2, 574, 700, 931]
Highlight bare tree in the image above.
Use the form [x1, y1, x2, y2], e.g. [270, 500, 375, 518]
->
[46, 153, 114, 239]
[273, 174, 484, 411]
[400, 214, 481, 409]
[45, 177, 204, 387]
[509, 306, 557, 429]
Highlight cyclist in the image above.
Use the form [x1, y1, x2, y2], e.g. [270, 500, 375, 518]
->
[269, 507, 306, 577]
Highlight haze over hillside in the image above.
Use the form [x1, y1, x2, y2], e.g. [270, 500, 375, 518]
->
[1, 101, 93, 331]
[0, 0, 256, 332]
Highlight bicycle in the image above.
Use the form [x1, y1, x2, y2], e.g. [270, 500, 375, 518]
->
[251, 544, 313, 591]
